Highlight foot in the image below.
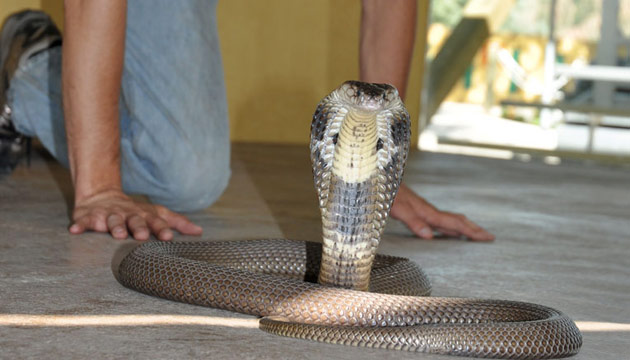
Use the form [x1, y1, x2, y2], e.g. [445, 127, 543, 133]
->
[0, 10, 61, 174]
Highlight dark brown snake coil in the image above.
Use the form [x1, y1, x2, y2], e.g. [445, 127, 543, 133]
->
[116, 82, 582, 358]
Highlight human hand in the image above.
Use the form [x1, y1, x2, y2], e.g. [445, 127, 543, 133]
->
[69, 189, 202, 241]
[390, 183, 495, 241]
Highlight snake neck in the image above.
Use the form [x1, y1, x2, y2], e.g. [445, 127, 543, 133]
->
[318, 110, 381, 291]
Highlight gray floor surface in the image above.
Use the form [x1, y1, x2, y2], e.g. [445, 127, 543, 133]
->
[0, 143, 628, 359]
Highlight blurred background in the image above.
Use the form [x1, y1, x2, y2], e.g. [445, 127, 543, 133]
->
[2, 0, 629, 166]
[421, 0, 630, 166]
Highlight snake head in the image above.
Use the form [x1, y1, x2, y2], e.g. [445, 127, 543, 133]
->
[336, 81, 402, 111]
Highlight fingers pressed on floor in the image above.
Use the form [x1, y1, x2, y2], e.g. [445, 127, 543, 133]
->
[69, 217, 90, 234]
[164, 211, 186, 228]
[446, 216, 494, 241]
[460, 216, 484, 232]
[169, 214, 203, 235]
[127, 215, 150, 241]
[468, 230, 495, 242]
[89, 212, 109, 232]
[147, 217, 172, 241]
[434, 227, 460, 237]
[429, 214, 459, 233]
[408, 217, 434, 239]
[107, 213, 127, 239]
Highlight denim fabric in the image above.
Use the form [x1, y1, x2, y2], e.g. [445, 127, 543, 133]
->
[7, 0, 231, 212]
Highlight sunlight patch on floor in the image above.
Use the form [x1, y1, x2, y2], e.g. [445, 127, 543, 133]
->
[3, 314, 627, 333]
[0, 314, 259, 328]
[419, 131, 515, 160]
[575, 321, 630, 332]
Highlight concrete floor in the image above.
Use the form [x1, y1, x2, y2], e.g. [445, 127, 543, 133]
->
[1, 142, 629, 359]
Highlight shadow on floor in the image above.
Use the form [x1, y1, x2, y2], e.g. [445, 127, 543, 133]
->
[232, 142, 321, 242]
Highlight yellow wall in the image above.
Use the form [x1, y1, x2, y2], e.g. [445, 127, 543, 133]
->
[40, 0, 64, 30]
[2, 1, 428, 145]
[218, 0, 428, 145]
[1, 1, 42, 19]
[0, 1, 64, 30]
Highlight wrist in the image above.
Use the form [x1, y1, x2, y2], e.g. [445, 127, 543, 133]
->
[72, 163, 123, 204]
[68, 134, 123, 204]
[74, 186, 125, 206]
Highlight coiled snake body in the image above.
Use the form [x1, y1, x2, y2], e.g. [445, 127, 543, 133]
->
[116, 81, 582, 358]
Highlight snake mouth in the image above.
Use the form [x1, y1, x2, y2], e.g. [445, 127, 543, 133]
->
[357, 96, 383, 110]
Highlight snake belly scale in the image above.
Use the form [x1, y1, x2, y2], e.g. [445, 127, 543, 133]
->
[116, 81, 582, 358]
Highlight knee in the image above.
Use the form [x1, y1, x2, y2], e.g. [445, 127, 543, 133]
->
[151, 151, 231, 212]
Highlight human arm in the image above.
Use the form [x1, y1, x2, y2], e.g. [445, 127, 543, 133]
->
[62, 0, 202, 240]
[360, 0, 494, 241]
[360, 0, 416, 99]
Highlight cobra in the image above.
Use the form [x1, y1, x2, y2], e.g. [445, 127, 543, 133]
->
[116, 81, 582, 358]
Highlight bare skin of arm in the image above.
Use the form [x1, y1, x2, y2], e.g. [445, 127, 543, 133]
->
[360, 0, 494, 241]
[63, 0, 201, 241]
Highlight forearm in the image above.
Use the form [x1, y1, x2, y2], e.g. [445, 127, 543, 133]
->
[360, 0, 416, 99]
[62, 0, 127, 202]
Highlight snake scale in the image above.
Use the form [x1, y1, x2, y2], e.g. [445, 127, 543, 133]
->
[116, 81, 582, 358]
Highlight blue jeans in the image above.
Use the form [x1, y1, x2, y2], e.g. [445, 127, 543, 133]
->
[6, 0, 231, 212]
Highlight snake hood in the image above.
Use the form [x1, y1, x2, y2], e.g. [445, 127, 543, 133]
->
[310, 81, 410, 291]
